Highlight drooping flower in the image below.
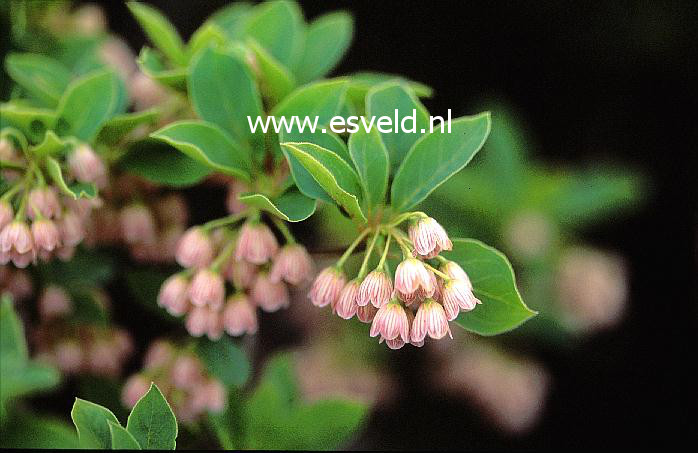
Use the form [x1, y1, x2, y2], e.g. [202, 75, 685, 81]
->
[250, 272, 289, 312]
[270, 244, 314, 285]
[185, 306, 209, 337]
[205, 308, 224, 341]
[57, 211, 85, 247]
[370, 300, 410, 342]
[308, 267, 346, 308]
[122, 374, 151, 408]
[394, 258, 435, 301]
[27, 187, 60, 220]
[225, 258, 257, 289]
[176, 227, 214, 269]
[0, 220, 35, 267]
[357, 270, 393, 308]
[440, 260, 471, 285]
[171, 354, 203, 390]
[356, 303, 378, 323]
[235, 221, 279, 264]
[31, 219, 61, 254]
[408, 217, 452, 258]
[411, 299, 452, 343]
[225, 179, 249, 214]
[120, 204, 157, 245]
[441, 279, 481, 319]
[0, 201, 12, 230]
[68, 144, 106, 187]
[222, 294, 258, 336]
[188, 269, 225, 309]
[38, 285, 72, 321]
[335, 279, 360, 319]
[158, 274, 190, 316]
[143, 340, 175, 370]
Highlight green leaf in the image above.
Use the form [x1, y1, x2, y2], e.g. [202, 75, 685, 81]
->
[30, 130, 68, 157]
[124, 268, 181, 324]
[151, 120, 252, 181]
[247, 39, 296, 106]
[243, 0, 305, 70]
[0, 103, 57, 144]
[0, 409, 80, 449]
[348, 72, 433, 104]
[119, 138, 211, 187]
[196, 337, 250, 388]
[272, 78, 349, 126]
[296, 11, 353, 84]
[96, 109, 159, 146]
[187, 23, 228, 60]
[4, 53, 72, 107]
[127, 2, 187, 66]
[56, 70, 122, 142]
[281, 142, 365, 221]
[391, 112, 491, 212]
[366, 81, 430, 172]
[291, 399, 367, 450]
[0, 296, 28, 366]
[36, 248, 115, 288]
[239, 189, 317, 222]
[189, 46, 264, 152]
[71, 398, 120, 449]
[45, 156, 97, 199]
[348, 127, 389, 213]
[137, 47, 187, 91]
[443, 239, 537, 335]
[109, 421, 142, 450]
[126, 383, 178, 450]
[209, 2, 254, 39]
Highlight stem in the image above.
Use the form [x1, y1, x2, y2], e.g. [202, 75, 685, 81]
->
[391, 228, 413, 259]
[0, 182, 23, 202]
[0, 160, 25, 170]
[270, 216, 295, 244]
[211, 235, 237, 272]
[202, 211, 248, 232]
[423, 262, 451, 280]
[336, 228, 371, 268]
[377, 233, 392, 269]
[358, 231, 381, 279]
[386, 211, 426, 228]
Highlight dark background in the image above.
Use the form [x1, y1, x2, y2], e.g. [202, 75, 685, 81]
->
[45, 0, 698, 449]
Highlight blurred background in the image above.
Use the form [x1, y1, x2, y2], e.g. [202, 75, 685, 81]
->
[2, 0, 697, 449]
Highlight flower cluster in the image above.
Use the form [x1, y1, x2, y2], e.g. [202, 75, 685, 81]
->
[157, 204, 314, 340]
[0, 265, 33, 302]
[122, 339, 226, 423]
[33, 285, 134, 377]
[1, 138, 106, 267]
[309, 214, 481, 349]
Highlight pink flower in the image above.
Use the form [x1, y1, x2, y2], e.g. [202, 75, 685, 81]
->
[357, 303, 378, 323]
[225, 179, 248, 214]
[53, 340, 83, 374]
[122, 374, 151, 408]
[176, 227, 214, 269]
[235, 222, 278, 264]
[120, 204, 157, 245]
[143, 340, 174, 370]
[31, 219, 61, 253]
[202, 379, 227, 412]
[58, 211, 85, 247]
[0, 221, 35, 267]
[223, 294, 258, 336]
[0, 200, 12, 230]
[68, 144, 106, 186]
[308, 267, 346, 308]
[171, 355, 204, 390]
[185, 306, 209, 337]
[441, 279, 481, 320]
[206, 308, 224, 341]
[408, 216, 452, 258]
[270, 244, 314, 285]
[411, 299, 452, 343]
[335, 279, 360, 320]
[381, 336, 406, 350]
[87, 341, 121, 377]
[250, 272, 289, 312]
[27, 187, 60, 220]
[188, 269, 225, 309]
[370, 301, 410, 342]
[357, 270, 393, 308]
[225, 258, 257, 289]
[38, 285, 72, 321]
[440, 260, 470, 284]
[158, 274, 190, 316]
[394, 258, 434, 301]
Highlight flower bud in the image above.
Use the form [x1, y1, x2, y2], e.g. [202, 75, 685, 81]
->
[235, 222, 278, 265]
[31, 219, 61, 253]
[176, 227, 214, 269]
[68, 144, 106, 186]
[27, 187, 60, 220]
[129, 71, 168, 111]
[308, 267, 346, 308]
[223, 294, 258, 336]
[225, 179, 248, 214]
[270, 244, 314, 285]
[158, 274, 190, 316]
[250, 272, 289, 312]
[0, 221, 35, 267]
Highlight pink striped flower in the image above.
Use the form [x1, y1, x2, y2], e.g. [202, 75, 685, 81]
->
[27, 187, 60, 220]
[394, 258, 435, 302]
[158, 274, 190, 315]
[31, 219, 61, 254]
[0, 221, 35, 267]
[120, 204, 157, 245]
[58, 211, 84, 247]
[270, 244, 314, 285]
[188, 269, 225, 309]
[171, 355, 203, 389]
[335, 279, 360, 319]
[250, 272, 289, 312]
[223, 294, 258, 336]
[185, 306, 209, 337]
[308, 267, 346, 308]
[411, 299, 452, 343]
[0, 200, 12, 230]
[357, 270, 393, 308]
[440, 260, 471, 285]
[370, 301, 410, 342]
[68, 144, 106, 186]
[356, 303, 378, 323]
[176, 227, 214, 269]
[143, 340, 174, 370]
[441, 279, 481, 319]
[206, 308, 224, 341]
[408, 217, 452, 258]
[225, 258, 257, 289]
[235, 221, 279, 264]
[381, 336, 406, 350]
